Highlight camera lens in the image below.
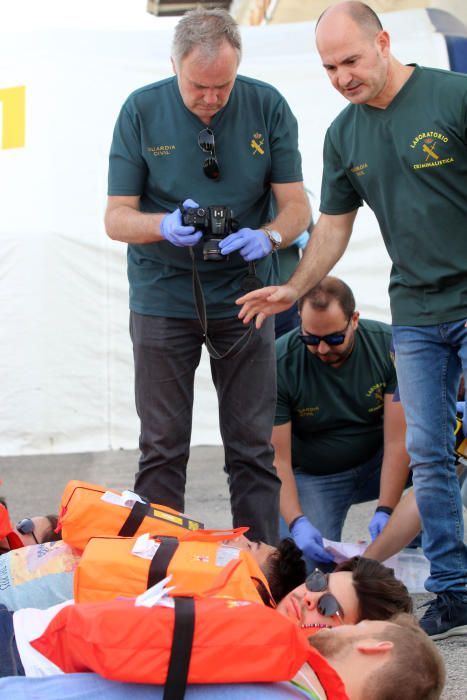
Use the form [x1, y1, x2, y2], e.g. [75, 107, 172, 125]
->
[203, 238, 223, 261]
[197, 208, 206, 216]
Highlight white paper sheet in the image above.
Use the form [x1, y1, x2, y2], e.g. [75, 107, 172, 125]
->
[323, 539, 430, 593]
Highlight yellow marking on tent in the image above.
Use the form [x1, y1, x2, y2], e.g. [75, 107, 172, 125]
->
[0, 86, 26, 149]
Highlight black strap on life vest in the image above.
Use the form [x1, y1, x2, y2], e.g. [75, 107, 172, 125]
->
[147, 536, 179, 589]
[118, 500, 151, 537]
[163, 596, 195, 700]
[251, 576, 276, 608]
[118, 500, 205, 537]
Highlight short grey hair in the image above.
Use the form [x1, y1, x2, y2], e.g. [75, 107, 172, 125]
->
[171, 8, 242, 68]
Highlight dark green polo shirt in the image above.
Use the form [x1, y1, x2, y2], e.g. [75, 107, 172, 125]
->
[275, 320, 397, 475]
[320, 66, 467, 326]
[108, 75, 303, 318]
[277, 246, 301, 284]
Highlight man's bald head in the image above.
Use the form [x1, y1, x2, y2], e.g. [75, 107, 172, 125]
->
[314, 1, 399, 109]
[316, 1, 382, 37]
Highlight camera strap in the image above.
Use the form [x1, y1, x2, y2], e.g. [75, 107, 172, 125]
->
[189, 249, 256, 360]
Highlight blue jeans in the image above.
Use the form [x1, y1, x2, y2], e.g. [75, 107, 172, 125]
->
[280, 448, 383, 571]
[0, 605, 24, 677]
[393, 320, 467, 594]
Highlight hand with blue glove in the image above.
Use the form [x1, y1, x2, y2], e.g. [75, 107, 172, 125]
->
[160, 199, 203, 247]
[368, 509, 391, 541]
[219, 228, 272, 261]
[289, 515, 335, 564]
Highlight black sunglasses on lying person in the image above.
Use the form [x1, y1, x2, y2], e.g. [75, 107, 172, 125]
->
[16, 517, 39, 545]
[300, 569, 345, 628]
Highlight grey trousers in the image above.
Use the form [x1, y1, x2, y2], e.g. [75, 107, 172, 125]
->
[130, 312, 280, 544]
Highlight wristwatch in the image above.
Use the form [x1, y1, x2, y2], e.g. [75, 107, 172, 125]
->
[262, 226, 282, 251]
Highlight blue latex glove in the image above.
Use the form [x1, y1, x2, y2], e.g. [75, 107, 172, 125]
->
[160, 199, 203, 247]
[219, 228, 272, 261]
[290, 515, 334, 564]
[293, 231, 310, 249]
[368, 510, 391, 541]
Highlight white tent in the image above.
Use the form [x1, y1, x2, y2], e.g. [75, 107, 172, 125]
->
[0, 3, 458, 455]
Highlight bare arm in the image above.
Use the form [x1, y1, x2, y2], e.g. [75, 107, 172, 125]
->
[286, 209, 357, 297]
[237, 209, 358, 326]
[104, 195, 166, 244]
[364, 490, 421, 561]
[377, 394, 411, 510]
[272, 422, 303, 527]
[267, 181, 311, 247]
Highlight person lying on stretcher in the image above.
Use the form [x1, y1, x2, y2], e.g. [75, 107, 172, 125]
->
[0, 500, 60, 555]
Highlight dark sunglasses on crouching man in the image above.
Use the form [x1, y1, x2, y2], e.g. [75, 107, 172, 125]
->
[299, 319, 351, 347]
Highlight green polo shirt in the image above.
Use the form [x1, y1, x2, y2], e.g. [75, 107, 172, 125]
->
[108, 75, 303, 318]
[320, 65, 467, 326]
[277, 246, 301, 284]
[275, 320, 397, 475]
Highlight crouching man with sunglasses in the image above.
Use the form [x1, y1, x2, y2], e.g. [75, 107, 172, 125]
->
[273, 276, 411, 569]
[104, 8, 310, 546]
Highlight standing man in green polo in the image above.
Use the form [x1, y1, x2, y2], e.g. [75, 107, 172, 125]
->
[104, 8, 310, 544]
[237, 1, 467, 637]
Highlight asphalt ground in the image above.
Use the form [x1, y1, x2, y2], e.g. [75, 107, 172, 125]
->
[1, 446, 466, 698]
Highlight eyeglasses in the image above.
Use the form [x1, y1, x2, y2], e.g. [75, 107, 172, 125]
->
[299, 319, 351, 347]
[302, 569, 344, 626]
[198, 128, 220, 180]
[16, 518, 39, 545]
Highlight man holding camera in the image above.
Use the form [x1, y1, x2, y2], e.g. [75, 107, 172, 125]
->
[104, 9, 310, 543]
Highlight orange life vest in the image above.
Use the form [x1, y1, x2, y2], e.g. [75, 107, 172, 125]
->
[58, 480, 247, 551]
[31, 598, 310, 684]
[32, 597, 350, 699]
[74, 534, 274, 606]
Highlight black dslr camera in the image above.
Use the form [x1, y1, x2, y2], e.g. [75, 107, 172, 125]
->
[181, 205, 238, 261]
